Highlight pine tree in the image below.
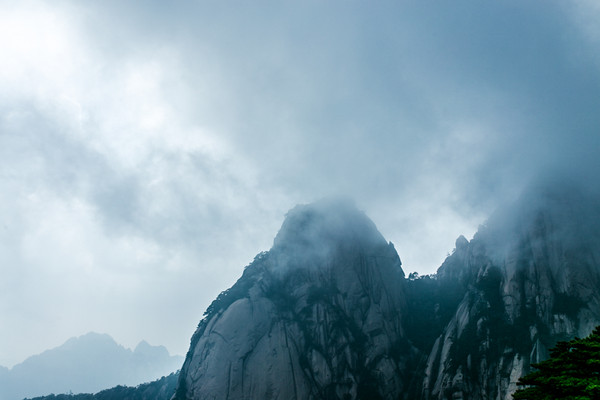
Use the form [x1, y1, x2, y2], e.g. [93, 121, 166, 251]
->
[513, 326, 600, 399]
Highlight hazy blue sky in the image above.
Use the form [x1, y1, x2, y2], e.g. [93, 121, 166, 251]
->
[1, 0, 599, 367]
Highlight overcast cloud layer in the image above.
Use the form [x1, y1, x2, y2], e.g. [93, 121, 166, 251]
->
[2, 0, 600, 367]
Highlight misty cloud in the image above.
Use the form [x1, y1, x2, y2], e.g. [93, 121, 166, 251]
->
[1, 0, 599, 367]
[271, 198, 390, 273]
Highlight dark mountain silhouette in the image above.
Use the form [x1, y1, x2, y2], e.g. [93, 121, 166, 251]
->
[23, 372, 178, 400]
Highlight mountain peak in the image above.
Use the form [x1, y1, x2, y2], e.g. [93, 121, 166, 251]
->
[134, 340, 170, 359]
[455, 235, 469, 249]
[272, 198, 387, 261]
[134, 340, 151, 352]
[61, 332, 121, 353]
[175, 183, 600, 400]
[176, 200, 408, 400]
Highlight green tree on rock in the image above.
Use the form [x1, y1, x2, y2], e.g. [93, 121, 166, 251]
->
[513, 326, 600, 399]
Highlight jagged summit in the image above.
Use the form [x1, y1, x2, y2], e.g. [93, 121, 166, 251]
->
[437, 179, 600, 280]
[478, 177, 600, 251]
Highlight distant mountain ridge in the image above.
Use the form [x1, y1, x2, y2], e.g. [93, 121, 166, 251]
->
[0, 332, 183, 400]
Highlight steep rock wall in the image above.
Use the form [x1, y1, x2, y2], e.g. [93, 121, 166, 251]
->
[175, 200, 411, 400]
[423, 185, 600, 400]
[175, 184, 600, 400]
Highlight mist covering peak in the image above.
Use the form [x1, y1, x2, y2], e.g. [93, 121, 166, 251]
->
[474, 177, 600, 261]
[176, 181, 600, 400]
[272, 197, 388, 261]
[176, 198, 408, 400]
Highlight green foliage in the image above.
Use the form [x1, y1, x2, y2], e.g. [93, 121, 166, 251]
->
[552, 292, 585, 318]
[513, 326, 600, 400]
[404, 272, 466, 352]
[203, 251, 269, 318]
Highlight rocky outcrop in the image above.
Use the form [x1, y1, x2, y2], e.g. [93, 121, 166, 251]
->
[422, 183, 600, 400]
[175, 199, 412, 400]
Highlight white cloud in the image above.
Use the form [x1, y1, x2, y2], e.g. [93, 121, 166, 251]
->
[0, 3, 79, 87]
[2, 0, 600, 368]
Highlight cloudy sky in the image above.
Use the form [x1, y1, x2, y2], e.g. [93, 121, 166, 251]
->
[1, 0, 600, 367]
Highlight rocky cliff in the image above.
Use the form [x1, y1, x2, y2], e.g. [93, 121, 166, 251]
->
[175, 184, 600, 400]
[175, 199, 412, 400]
[422, 182, 600, 400]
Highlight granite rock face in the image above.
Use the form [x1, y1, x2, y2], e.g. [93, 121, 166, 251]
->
[422, 183, 600, 400]
[176, 184, 600, 400]
[175, 199, 411, 400]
